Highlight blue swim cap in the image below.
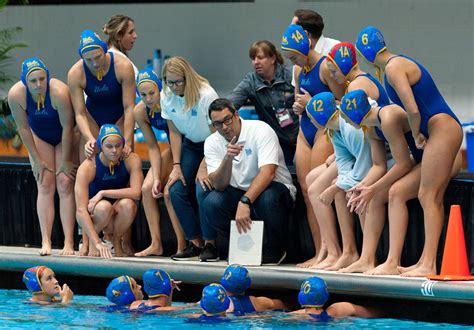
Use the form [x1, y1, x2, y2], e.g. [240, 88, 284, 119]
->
[340, 89, 371, 126]
[20, 57, 50, 86]
[78, 29, 108, 58]
[136, 68, 163, 94]
[355, 26, 386, 63]
[22, 266, 47, 293]
[327, 42, 358, 77]
[143, 269, 172, 298]
[220, 264, 251, 295]
[106, 275, 136, 306]
[281, 24, 310, 57]
[306, 92, 338, 127]
[200, 284, 230, 314]
[97, 124, 125, 152]
[298, 276, 329, 308]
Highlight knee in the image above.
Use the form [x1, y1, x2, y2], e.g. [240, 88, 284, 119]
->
[94, 202, 114, 219]
[115, 200, 138, 218]
[37, 178, 55, 195]
[307, 181, 320, 199]
[141, 181, 152, 197]
[56, 175, 73, 196]
[418, 186, 443, 207]
[168, 181, 185, 199]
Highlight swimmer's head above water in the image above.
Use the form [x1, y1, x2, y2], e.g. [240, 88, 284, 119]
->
[298, 276, 329, 308]
[106, 275, 143, 306]
[200, 283, 230, 315]
[220, 264, 251, 295]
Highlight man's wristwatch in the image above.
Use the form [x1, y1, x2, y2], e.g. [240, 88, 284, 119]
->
[240, 195, 252, 206]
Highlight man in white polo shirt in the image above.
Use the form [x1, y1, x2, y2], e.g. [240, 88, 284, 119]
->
[197, 98, 296, 264]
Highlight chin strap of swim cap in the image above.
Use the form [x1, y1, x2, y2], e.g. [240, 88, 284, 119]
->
[375, 65, 384, 83]
[96, 68, 105, 81]
[149, 103, 161, 119]
[36, 94, 45, 112]
[109, 160, 115, 175]
[324, 128, 334, 143]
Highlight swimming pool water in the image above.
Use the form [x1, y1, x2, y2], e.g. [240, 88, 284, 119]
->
[0, 289, 469, 329]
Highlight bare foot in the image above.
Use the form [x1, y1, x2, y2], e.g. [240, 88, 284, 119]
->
[114, 239, 125, 257]
[310, 254, 340, 270]
[397, 262, 419, 274]
[326, 253, 359, 271]
[135, 245, 163, 257]
[88, 242, 100, 257]
[315, 246, 328, 264]
[365, 260, 400, 275]
[400, 264, 436, 277]
[39, 242, 52, 256]
[78, 243, 89, 256]
[122, 242, 135, 256]
[59, 242, 75, 256]
[338, 258, 376, 273]
[297, 255, 319, 268]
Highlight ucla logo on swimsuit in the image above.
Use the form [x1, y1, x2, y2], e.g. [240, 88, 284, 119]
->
[95, 84, 109, 93]
[300, 78, 311, 86]
[281, 36, 288, 46]
[103, 172, 117, 181]
[34, 109, 48, 116]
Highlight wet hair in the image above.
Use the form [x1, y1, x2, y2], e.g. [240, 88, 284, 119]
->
[249, 40, 284, 65]
[103, 15, 134, 55]
[208, 98, 236, 118]
[162, 56, 210, 112]
[294, 9, 324, 39]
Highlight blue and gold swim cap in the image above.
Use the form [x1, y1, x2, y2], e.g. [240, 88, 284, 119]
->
[106, 275, 136, 306]
[20, 57, 50, 86]
[78, 29, 108, 58]
[97, 124, 125, 152]
[22, 266, 47, 293]
[298, 276, 329, 308]
[220, 264, 251, 295]
[200, 284, 230, 314]
[327, 42, 358, 77]
[355, 26, 386, 63]
[306, 92, 338, 128]
[281, 24, 310, 57]
[136, 68, 162, 93]
[143, 269, 172, 298]
[340, 89, 371, 126]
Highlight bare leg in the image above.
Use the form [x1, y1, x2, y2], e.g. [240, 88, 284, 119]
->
[113, 199, 138, 257]
[54, 142, 76, 256]
[401, 116, 462, 277]
[327, 190, 359, 271]
[367, 166, 421, 275]
[135, 169, 164, 257]
[307, 162, 340, 269]
[29, 133, 56, 256]
[89, 200, 114, 257]
[297, 163, 328, 268]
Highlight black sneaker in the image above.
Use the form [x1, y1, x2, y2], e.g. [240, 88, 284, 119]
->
[199, 243, 220, 262]
[262, 250, 287, 266]
[171, 244, 202, 261]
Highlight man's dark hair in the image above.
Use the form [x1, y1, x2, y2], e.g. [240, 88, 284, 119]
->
[294, 9, 324, 39]
[208, 98, 236, 117]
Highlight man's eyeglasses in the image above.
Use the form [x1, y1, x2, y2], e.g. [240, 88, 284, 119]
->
[165, 79, 185, 87]
[212, 115, 234, 129]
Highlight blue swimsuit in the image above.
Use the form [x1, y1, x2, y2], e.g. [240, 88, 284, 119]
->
[384, 55, 461, 137]
[308, 311, 332, 322]
[89, 153, 130, 199]
[146, 106, 169, 139]
[230, 296, 256, 315]
[26, 84, 62, 146]
[298, 56, 331, 146]
[84, 52, 124, 127]
[375, 106, 423, 163]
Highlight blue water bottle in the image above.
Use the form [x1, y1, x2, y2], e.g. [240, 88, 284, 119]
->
[153, 49, 162, 77]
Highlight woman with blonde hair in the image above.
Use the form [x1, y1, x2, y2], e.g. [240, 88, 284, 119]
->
[161, 56, 219, 261]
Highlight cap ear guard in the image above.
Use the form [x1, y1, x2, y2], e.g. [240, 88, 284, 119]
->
[20, 57, 50, 86]
[200, 283, 231, 314]
[281, 24, 310, 57]
[106, 275, 136, 306]
[143, 269, 172, 298]
[355, 26, 386, 64]
[78, 29, 108, 59]
[297, 276, 329, 308]
[220, 264, 251, 295]
[306, 92, 337, 128]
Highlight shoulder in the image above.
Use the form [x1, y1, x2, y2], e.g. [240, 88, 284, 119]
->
[68, 59, 84, 78]
[134, 101, 147, 118]
[49, 78, 70, 98]
[77, 157, 96, 180]
[7, 81, 25, 101]
[124, 153, 142, 167]
[204, 131, 222, 147]
[113, 53, 134, 73]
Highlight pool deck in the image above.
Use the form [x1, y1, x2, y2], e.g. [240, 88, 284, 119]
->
[1, 246, 474, 305]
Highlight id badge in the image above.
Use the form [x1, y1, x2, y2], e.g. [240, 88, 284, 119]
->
[275, 108, 294, 128]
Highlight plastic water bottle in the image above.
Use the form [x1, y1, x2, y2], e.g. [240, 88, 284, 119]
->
[145, 59, 153, 71]
[153, 49, 162, 76]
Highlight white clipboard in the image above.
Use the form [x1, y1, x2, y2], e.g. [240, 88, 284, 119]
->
[228, 220, 264, 266]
